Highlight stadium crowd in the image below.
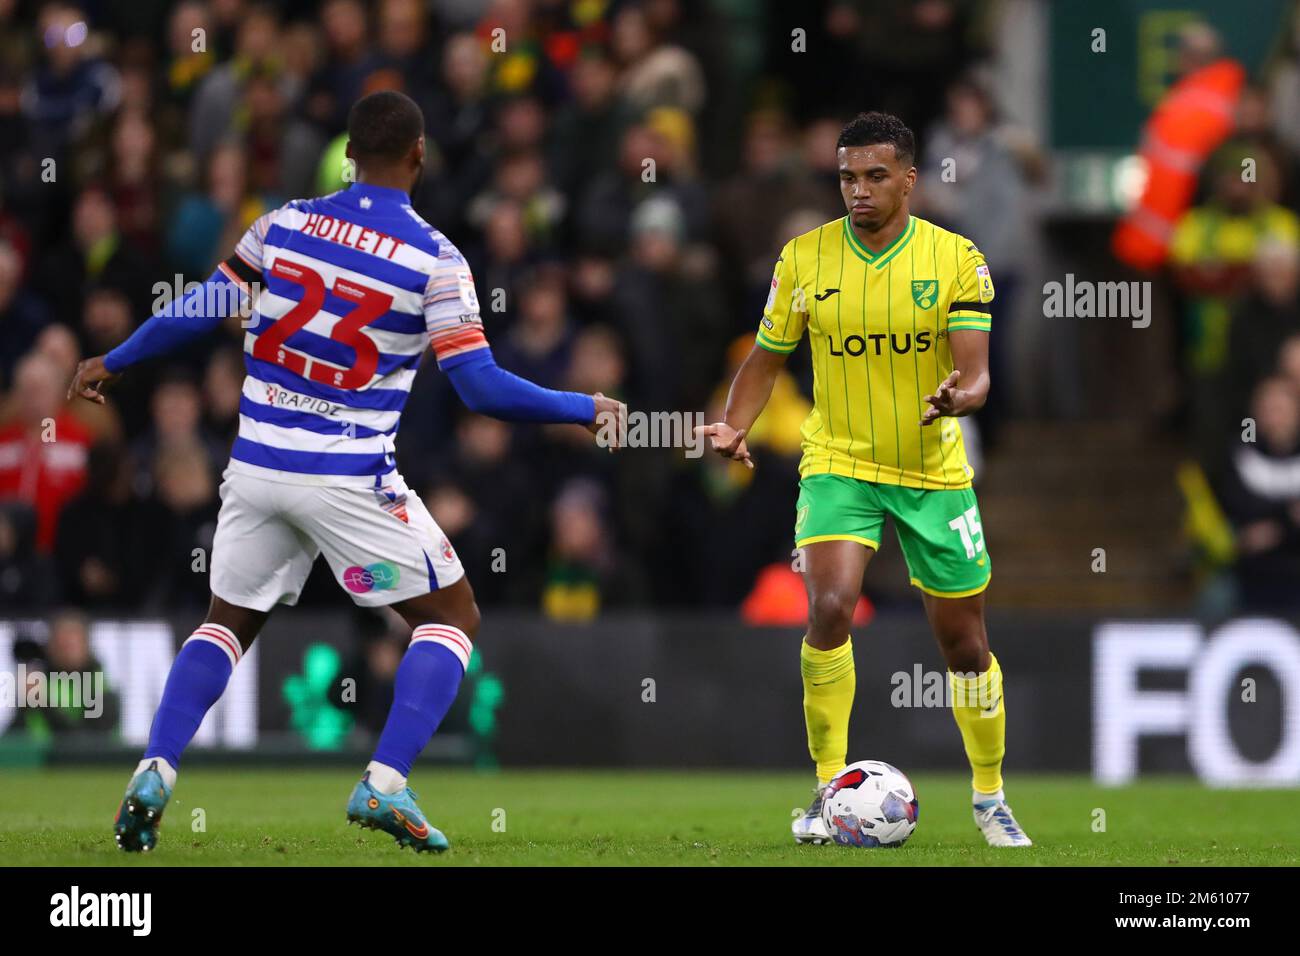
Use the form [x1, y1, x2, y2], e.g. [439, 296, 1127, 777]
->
[0, 0, 1005, 617]
[10, 1, 1300, 619]
[1158, 19, 1300, 612]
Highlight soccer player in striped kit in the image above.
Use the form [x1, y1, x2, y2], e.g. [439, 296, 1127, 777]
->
[69, 91, 625, 853]
[698, 112, 1032, 848]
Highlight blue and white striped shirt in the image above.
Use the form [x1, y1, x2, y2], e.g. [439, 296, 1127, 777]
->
[220, 182, 489, 487]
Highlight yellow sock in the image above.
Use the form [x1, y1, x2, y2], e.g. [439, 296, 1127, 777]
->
[801, 637, 855, 784]
[949, 652, 1005, 794]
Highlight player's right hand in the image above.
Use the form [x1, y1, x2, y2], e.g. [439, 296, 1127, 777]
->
[695, 422, 753, 469]
[587, 392, 628, 451]
[67, 355, 119, 405]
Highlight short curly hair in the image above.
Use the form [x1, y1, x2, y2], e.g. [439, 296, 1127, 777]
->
[347, 90, 425, 164]
[837, 112, 915, 166]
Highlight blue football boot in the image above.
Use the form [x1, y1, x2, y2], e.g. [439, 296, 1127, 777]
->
[114, 759, 172, 853]
[346, 772, 449, 853]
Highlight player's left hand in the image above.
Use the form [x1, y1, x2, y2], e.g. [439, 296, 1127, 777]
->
[67, 355, 119, 405]
[921, 369, 968, 425]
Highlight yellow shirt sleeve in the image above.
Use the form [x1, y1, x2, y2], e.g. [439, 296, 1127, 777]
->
[947, 239, 994, 333]
[1169, 210, 1207, 266]
[755, 240, 808, 353]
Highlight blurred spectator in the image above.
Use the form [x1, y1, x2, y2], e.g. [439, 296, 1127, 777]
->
[188, 3, 283, 161]
[164, 1, 216, 109]
[494, 265, 574, 388]
[55, 442, 154, 608]
[611, 195, 725, 409]
[17, 609, 121, 736]
[548, 53, 628, 203]
[20, 4, 121, 162]
[167, 142, 267, 278]
[1218, 377, 1300, 610]
[467, 144, 565, 252]
[423, 31, 492, 229]
[1269, 5, 1300, 159]
[575, 119, 708, 255]
[441, 412, 539, 595]
[1234, 82, 1300, 208]
[81, 286, 133, 359]
[713, 110, 830, 304]
[1171, 146, 1299, 461]
[565, 324, 626, 399]
[818, 0, 984, 131]
[103, 107, 163, 255]
[202, 346, 245, 448]
[0, 352, 91, 553]
[375, 0, 439, 111]
[304, 0, 379, 133]
[1113, 21, 1244, 272]
[921, 74, 1035, 446]
[143, 441, 219, 609]
[241, 66, 321, 201]
[0, 501, 50, 607]
[129, 370, 224, 492]
[539, 477, 644, 620]
[0, 240, 49, 388]
[610, 1, 705, 116]
[36, 185, 151, 322]
[1225, 241, 1300, 422]
[30, 321, 121, 442]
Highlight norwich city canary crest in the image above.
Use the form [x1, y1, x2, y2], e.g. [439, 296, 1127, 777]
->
[911, 280, 938, 309]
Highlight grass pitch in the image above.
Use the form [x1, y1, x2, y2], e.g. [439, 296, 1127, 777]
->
[0, 769, 1296, 866]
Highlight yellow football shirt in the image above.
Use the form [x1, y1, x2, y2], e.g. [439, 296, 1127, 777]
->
[755, 215, 994, 490]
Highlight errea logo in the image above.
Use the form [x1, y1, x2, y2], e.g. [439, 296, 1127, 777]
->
[50, 886, 151, 936]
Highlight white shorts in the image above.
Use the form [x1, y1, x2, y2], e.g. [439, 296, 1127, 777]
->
[209, 470, 465, 611]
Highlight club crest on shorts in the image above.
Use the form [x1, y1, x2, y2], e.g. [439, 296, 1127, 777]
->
[440, 535, 455, 562]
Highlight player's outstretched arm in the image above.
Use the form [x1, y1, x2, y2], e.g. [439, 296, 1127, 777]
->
[67, 265, 248, 404]
[444, 348, 626, 447]
[921, 329, 990, 425]
[694, 342, 788, 470]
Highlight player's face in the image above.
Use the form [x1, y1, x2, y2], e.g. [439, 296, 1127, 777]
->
[838, 145, 915, 231]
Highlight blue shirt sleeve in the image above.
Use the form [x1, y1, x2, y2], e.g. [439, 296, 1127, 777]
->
[104, 267, 246, 373]
[443, 348, 595, 424]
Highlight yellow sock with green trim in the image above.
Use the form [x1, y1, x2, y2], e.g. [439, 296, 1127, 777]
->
[801, 637, 855, 784]
[949, 652, 1005, 794]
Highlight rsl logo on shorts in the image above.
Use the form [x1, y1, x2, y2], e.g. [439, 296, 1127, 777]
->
[342, 561, 400, 593]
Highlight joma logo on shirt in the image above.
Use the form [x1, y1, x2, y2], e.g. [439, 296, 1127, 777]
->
[828, 331, 933, 357]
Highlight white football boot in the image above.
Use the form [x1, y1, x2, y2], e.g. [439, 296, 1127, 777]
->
[792, 784, 832, 844]
[973, 797, 1033, 847]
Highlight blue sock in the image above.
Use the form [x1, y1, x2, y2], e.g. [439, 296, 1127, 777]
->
[372, 625, 472, 778]
[144, 625, 241, 769]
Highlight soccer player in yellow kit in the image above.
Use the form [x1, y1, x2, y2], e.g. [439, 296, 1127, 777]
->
[698, 112, 1031, 847]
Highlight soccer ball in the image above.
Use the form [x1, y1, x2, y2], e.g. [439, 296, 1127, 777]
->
[821, 760, 919, 848]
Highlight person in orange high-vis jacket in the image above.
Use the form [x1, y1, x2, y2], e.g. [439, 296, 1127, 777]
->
[1113, 23, 1245, 270]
